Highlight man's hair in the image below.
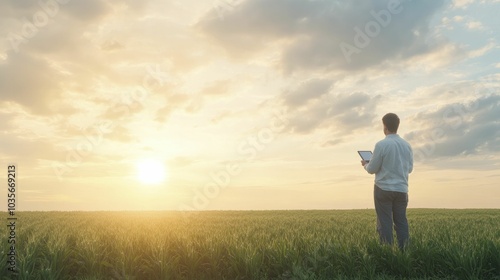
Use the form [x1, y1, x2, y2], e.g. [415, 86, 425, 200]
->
[382, 113, 400, 133]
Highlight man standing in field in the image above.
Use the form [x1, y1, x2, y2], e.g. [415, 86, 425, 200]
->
[362, 113, 413, 250]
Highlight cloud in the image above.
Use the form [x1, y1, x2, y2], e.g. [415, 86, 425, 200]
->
[452, 0, 475, 9]
[155, 94, 190, 123]
[62, 0, 111, 21]
[101, 40, 124, 51]
[169, 156, 196, 168]
[466, 20, 484, 30]
[282, 79, 333, 108]
[0, 0, 119, 114]
[198, 0, 446, 73]
[0, 0, 190, 124]
[1, 0, 110, 54]
[468, 42, 495, 58]
[0, 52, 61, 114]
[406, 94, 500, 160]
[283, 89, 381, 137]
[408, 79, 488, 108]
[440, 15, 466, 30]
[415, 43, 463, 70]
[201, 79, 234, 96]
[0, 131, 62, 164]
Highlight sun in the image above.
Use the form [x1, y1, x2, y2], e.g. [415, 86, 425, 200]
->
[135, 159, 168, 184]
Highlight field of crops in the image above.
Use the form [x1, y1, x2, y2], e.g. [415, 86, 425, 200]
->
[1, 209, 499, 279]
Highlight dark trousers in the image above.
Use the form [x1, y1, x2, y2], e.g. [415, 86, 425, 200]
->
[374, 185, 409, 250]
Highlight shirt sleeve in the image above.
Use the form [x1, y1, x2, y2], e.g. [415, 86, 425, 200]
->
[365, 141, 383, 174]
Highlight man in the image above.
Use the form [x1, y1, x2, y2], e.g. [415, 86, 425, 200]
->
[362, 113, 413, 250]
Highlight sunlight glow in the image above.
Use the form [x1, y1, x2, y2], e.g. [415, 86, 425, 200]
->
[135, 159, 168, 185]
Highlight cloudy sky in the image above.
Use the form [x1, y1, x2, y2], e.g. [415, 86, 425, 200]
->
[0, 0, 498, 211]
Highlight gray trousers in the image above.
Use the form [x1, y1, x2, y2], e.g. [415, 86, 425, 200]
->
[374, 185, 409, 250]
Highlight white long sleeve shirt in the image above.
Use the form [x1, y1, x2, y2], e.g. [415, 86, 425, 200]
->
[364, 134, 413, 193]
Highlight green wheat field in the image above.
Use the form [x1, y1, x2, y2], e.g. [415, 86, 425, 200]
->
[1, 209, 499, 279]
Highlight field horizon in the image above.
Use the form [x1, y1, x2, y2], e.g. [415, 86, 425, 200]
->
[4, 207, 500, 213]
[2, 209, 499, 279]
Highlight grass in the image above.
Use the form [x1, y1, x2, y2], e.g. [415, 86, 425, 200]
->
[1, 209, 499, 279]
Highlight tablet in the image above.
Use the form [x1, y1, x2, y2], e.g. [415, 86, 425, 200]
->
[357, 151, 372, 162]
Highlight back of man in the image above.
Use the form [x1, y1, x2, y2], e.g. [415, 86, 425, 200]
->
[362, 113, 413, 250]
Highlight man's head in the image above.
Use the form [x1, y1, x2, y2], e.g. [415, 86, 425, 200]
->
[382, 113, 400, 135]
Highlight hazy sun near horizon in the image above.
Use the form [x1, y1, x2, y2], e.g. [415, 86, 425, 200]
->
[135, 158, 168, 185]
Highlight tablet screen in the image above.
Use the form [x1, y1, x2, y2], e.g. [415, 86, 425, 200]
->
[357, 151, 372, 161]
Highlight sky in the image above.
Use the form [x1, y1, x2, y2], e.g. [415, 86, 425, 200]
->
[0, 0, 498, 211]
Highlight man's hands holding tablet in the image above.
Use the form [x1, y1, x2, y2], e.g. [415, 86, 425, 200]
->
[357, 151, 372, 167]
